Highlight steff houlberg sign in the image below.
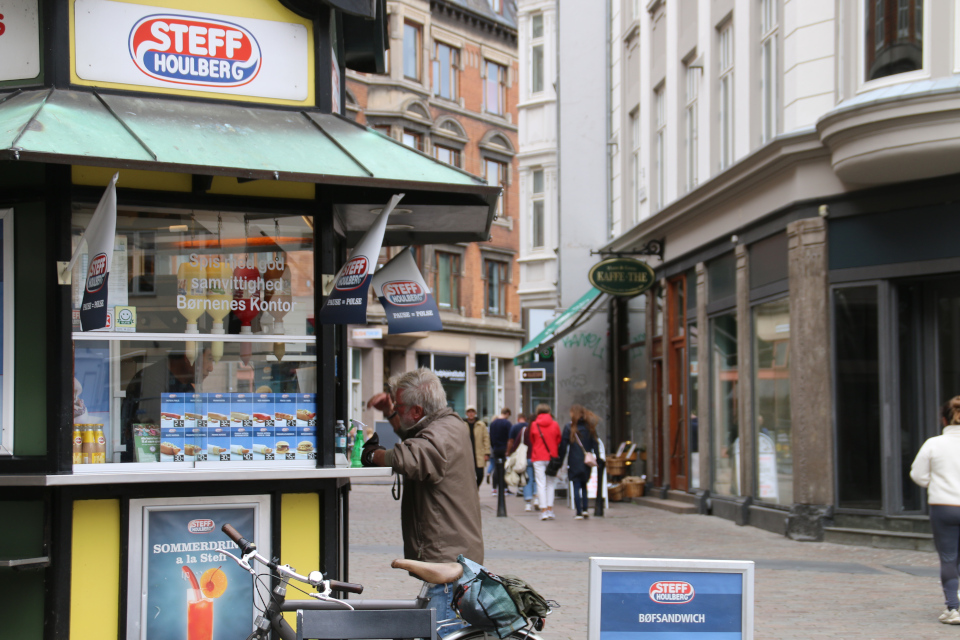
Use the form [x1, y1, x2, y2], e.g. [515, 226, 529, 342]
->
[0, 0, 41, 82]
[73, 0, 309, 101]
[588, 557, 754, 639]
[588, 257, 655, 297]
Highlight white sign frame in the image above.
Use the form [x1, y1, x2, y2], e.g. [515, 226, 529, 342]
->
[126, 494, 272, 640]
[588, 557, 755, 640]
[0, 0, 41, 82]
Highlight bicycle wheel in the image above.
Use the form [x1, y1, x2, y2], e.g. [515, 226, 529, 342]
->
[446, 627, 546, 640]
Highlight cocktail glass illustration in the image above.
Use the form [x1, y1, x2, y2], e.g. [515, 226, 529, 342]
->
[186, 588, 214, 640]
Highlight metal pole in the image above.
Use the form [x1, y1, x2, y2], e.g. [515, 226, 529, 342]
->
[594, 460, 605, 517]
[496, 456, 507, 517]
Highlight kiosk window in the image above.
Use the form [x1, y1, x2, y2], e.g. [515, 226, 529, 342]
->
[70, 208, 316, 467]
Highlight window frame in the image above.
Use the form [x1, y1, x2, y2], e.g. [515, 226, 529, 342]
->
[483, 256, 510, 317]
[402, 129, 423, 151]
[434, 250, 462, 311]
[530, 13, 545, 95]
[654, 85, 666, 211]
[0, 209, 14, 456]
[684, 63, 699, 192]
[760, 0, 778, 144]
[432, 40, 460, 101]
[403, 21, 422, 81]
[861, 0, 929, 90]
[717, 21, 734, 171]
[484, 157, 509, 218]
[483, 60, 507, 116]
[433, 144, 462, 168]
[531, 169, 545, 249]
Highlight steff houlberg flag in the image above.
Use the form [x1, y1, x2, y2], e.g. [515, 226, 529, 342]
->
[76, 173, 119, 331]
[371, 247, 443, 334]
[319, 193, 404, 325]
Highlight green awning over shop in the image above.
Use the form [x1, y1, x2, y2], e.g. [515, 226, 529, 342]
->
[514, 287, 603, 365]
[0, 89, 498, 245]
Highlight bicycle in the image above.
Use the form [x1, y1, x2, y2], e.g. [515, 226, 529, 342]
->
[220, 523, 550, 640]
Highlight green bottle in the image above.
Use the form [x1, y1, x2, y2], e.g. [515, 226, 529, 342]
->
[350, 419, 366, 468]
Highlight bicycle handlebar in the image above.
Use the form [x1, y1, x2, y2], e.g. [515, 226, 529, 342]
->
[328, 579, 364, 594]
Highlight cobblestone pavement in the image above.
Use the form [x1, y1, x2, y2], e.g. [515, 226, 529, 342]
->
[346, 481, 949, 639]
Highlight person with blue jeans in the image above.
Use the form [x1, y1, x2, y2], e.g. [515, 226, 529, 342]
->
[559, 405, 601, 519]
[507, 415, 536, 509]
[364, 369, 484, 637]
[911, 396, 960, 625]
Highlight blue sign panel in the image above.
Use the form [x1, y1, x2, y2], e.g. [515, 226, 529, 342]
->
[600, 571, 744, 640]
[145, 506, 255, 640]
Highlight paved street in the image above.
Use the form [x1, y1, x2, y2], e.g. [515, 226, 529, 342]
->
[345, 480, 954, 639]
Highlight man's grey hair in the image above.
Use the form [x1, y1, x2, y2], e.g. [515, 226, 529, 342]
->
[389, 368, 447, 415]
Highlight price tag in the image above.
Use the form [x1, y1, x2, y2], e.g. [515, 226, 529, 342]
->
[307, 420, 316, 427]
[265, 420, 275, 427]
[285, 453, 296, 460]
[195, 453, 207, 462]
[286, 420, 297, 427]
[220, 453, 231, 461]
[243, 453, 253, 461]
[174, 420, 184, 428]
[307, 452, 316, 460]
[265, 453, 274, 461]
[242, 420, 253, 427]
[173, 454, 184, 462]
[198, 419, 207, 428]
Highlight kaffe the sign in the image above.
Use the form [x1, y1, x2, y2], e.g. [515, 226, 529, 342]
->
[588, 257, 654, 297]
[588, 557, 754, 639]
[73, 0, 310, 102]
[0, 0, 41, 82]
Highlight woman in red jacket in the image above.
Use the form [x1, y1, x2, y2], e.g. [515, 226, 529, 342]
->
[530, 403, 562, 520]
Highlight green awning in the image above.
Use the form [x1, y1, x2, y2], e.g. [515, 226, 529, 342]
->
[514, 287, 604, 365]
[0, 89, 498, 245]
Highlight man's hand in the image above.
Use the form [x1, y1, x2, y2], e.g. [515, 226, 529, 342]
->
[361, 432, 386, 467]
[366, 392, 394, 414]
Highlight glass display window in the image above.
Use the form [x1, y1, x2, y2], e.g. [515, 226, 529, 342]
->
[70, 207, 316, 468]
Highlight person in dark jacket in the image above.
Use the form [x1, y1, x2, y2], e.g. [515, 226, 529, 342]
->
[559, 404, 601, 519]
[488, 407, 513, 495]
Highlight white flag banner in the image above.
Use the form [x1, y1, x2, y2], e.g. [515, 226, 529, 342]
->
[319, 193, 404, 325]
[371, 248, 442, 334]
[79, 173, 119, 331]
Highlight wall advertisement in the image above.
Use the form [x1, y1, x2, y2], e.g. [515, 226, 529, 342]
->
[73, 0, 310, 102]
[588, 557, 754, 639]
[127, 496, 271, 640]
[0, 0, 41, 82]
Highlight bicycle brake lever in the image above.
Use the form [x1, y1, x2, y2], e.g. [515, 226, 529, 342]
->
[220, 548, 256, 576]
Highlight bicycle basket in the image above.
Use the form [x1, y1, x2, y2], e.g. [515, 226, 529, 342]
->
[452, 555, 526, 638]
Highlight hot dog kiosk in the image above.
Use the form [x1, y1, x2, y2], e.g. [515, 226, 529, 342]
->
[0, 2, 498, 639]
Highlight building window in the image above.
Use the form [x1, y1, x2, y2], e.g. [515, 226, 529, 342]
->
[484, 259, 509, 316]
[433, 42, 459, 100]
[435, 251, 461, 310]
[629, 109, 641, 221]
[402, 130, 422, 151]
[433, 144, 461, 167]
[489, 0, 502, 13]
[753, 297, 791, 505]
[711, 311, 739, 496]
[531, 169, 545, 249]
[718, 22, 734, 170]
[684, 64, 698, 192]
[484, 60, 507, 115]
[403, 22, 421, 81]
[531, 14, 544, 94]
[654, 85, 666, 210]
[485, 158, 508, 217]
[760, 0, 778, 144]
[865, 0, 923, 81]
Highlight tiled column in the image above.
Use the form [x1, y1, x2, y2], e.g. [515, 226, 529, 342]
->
[786, 217, 834, 540]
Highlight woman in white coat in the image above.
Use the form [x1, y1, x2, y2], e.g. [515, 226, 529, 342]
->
[911, 397, 960, 625]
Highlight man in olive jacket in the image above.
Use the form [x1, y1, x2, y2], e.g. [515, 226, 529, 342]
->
[364, 368, 484, 635]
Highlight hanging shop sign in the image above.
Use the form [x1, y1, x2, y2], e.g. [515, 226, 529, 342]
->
[519, 368, 546, 382]
[320, 194, 403, 326]
[0, 0, 41, 82]
[371, 248, 443, 334]
[588, 257, 655, 297]
[588, 557, 754, 639]
[72, 0, 311, 102]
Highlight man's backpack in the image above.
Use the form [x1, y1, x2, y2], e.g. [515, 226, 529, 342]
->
[452, 555, 553, 637]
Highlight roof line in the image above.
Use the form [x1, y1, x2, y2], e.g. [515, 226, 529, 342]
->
[9, 88, 52, 151]
[0, 89, 23, 108]
[303, 111, 374, 177]
[93, 91, 158, 161]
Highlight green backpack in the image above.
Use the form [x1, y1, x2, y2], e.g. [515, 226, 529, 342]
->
[452, 555, 554, 638]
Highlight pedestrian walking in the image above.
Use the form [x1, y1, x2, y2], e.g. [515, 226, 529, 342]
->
[910, 395, 960, 625]
[506, 414, 534, 506]
[489, 408, 513, 496]
[464, 405, 490, 487]
[559, 405, 600, 520]
[362, 368, 484, 636]
[529, 403, 561, 521]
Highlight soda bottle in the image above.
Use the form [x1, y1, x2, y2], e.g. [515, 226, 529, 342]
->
[350, 419, 366, 468]
[335, 420, 347, 457]
[73, 428, 83, 464]
[93, 426, 106, 464]
[80, 427, 96, 464]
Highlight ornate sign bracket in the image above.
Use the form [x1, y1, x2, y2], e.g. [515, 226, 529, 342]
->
[590, 238, 664, 261]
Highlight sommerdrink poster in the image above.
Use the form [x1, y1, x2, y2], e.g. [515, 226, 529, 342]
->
[145, 506, 255, 640]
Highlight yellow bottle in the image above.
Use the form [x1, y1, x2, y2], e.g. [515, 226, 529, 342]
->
[263, 254, 292, 362]
[206, 257, 233, 363]
[177, 260, 207, 363]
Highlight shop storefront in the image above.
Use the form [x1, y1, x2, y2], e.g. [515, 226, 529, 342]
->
[602, 125, 960, 544]
[0, 2, 498, 638]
